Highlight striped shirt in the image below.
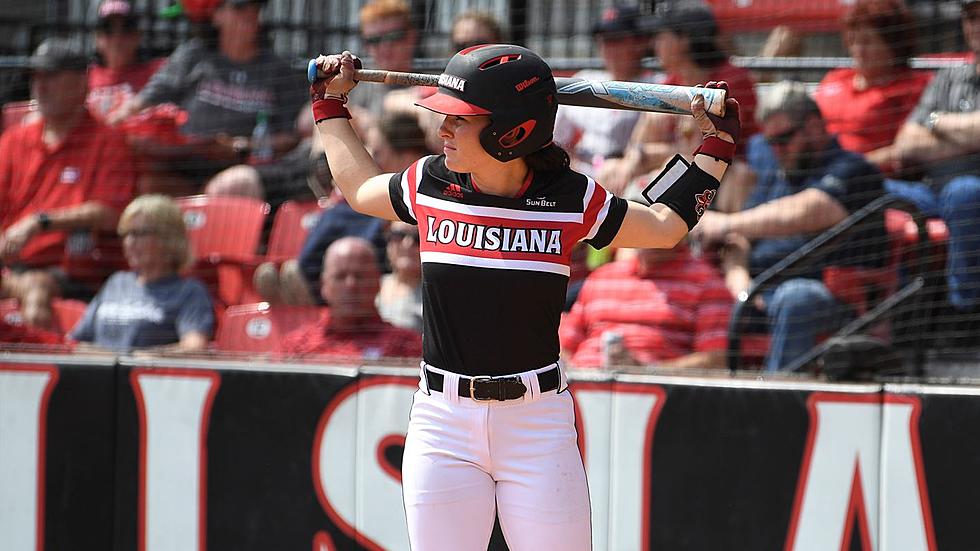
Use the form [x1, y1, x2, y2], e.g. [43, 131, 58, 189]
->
[559, 251, 733, 369]
[389, 155, 627, 376]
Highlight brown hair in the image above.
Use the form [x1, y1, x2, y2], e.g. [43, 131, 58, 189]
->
[452, 11, 504, 43]
[843, 0, 918, 67]
[359, 0, 411, 28]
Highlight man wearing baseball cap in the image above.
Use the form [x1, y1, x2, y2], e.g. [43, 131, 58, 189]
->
[554, 4, 663, 179]
[889, 0, 980, 342]
[0, 38, 136, 328]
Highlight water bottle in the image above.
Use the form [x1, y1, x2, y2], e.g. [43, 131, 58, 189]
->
[249, 111, 274, 165]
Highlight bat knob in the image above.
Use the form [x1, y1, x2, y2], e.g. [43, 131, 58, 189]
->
[307, 59, 318, 83]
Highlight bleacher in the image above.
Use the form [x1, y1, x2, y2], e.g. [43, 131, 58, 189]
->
[1, 0, 978, 381]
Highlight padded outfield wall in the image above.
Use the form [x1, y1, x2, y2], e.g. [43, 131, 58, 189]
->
[1, 353, 973, 550]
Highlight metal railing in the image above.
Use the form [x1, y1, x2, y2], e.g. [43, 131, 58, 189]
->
[725, 195, 932, 375]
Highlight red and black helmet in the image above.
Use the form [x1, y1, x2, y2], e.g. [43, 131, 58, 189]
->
[415, 44, 558, 161]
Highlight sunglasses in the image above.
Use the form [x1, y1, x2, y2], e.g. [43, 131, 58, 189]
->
[388, 230, 420, 244]
[766, 125, 803, 147]
[363, 28, 408, 46]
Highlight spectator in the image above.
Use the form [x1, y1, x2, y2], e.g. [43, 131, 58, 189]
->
[598, 2, 759, 194]
[0, 319, 66, 348]
[560, 242, 732, 369]
[693, 81, 886, 372]
[401, 10, 507, 152]
[378, 221, 422, 331]
[553, 5, 663, 179]
[87, 0, 167, 124]
[349, 0, 419, 118]
[110, 0, 307, 199]
[70, 195, 214, 353]
[813, 0, 931, 173]
[450, 10, 504, 51]
[889, 0, 980, 333]
[0, 38, 136, 328]
[279, 237, 422, 361]
[288, 111, 428, 303]
[254, 110, 428, 305]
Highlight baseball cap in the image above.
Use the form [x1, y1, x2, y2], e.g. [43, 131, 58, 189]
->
[592, 5, 645, 37]
[962, 0, 980, 10]
[28, 38, 88, 72]
[98, 0, 135, 20]
[646, 3, 718, 38]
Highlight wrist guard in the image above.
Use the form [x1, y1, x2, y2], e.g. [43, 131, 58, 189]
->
[641, 155, 720, 230]
[312, 98, 351, 123]
[693, 136, 736, 164]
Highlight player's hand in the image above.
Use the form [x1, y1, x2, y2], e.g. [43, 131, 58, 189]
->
[692, 81, 741, 144]
[310, 51, 362, 104]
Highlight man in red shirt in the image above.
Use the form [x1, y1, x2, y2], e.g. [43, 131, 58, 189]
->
[279, 236, 422, 361]
[560, 243, 733, 369]
[0, 38, 136, 328]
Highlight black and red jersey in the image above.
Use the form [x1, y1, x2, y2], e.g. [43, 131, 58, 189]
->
[389, 155, 627, 377]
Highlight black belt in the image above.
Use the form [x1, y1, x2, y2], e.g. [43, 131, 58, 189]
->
[424, 365, 561, 401]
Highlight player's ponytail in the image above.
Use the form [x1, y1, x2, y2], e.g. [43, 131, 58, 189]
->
[524, 142, 570, 172]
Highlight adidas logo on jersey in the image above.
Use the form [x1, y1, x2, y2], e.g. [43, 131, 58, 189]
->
[442, 183, 465, 199]
[425, 215, 563, 254]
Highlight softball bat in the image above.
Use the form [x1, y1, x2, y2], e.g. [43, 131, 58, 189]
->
[307, 59, 726, 117]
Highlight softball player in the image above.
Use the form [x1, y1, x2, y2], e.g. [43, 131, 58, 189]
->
[310, 44, 741, 550]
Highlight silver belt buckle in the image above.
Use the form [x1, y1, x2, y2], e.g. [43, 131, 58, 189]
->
[469, 376, 494, 401]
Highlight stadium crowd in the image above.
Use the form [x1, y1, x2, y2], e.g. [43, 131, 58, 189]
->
[1, 0, 979, 376]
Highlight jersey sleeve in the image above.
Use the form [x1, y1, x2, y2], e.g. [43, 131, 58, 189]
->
[387, 156, 431, 225]
[581, 179, 628, 250]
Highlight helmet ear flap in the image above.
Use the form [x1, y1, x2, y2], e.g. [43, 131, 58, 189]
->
[499, 120, 537, 148]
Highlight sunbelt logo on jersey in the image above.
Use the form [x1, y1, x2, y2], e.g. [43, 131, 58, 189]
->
[425, 215, 562, 255]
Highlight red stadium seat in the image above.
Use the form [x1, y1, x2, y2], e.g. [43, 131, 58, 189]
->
[0, 298, 23, 326]
[215, 302, 322, 353]
[177, 195, 271, 307]
[265, 199, 325, 263]
[51, 299, 88, 334]
[0, 298, 87, 335]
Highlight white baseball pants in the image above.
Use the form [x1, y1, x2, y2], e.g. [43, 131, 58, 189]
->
[402, 363, 592, 551]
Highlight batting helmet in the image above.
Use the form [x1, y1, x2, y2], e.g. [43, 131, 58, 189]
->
[415, 44, 558, 161]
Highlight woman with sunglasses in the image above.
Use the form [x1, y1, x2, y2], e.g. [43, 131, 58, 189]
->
[70, 195, 214, 353]
[310, 44, 740, 550]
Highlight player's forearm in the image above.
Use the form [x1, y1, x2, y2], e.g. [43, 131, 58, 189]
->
[315, 118, 382, 207]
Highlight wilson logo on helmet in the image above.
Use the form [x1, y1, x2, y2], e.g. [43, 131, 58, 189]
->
[515, 76, 540, 92]
[438, 74, 466, 93]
